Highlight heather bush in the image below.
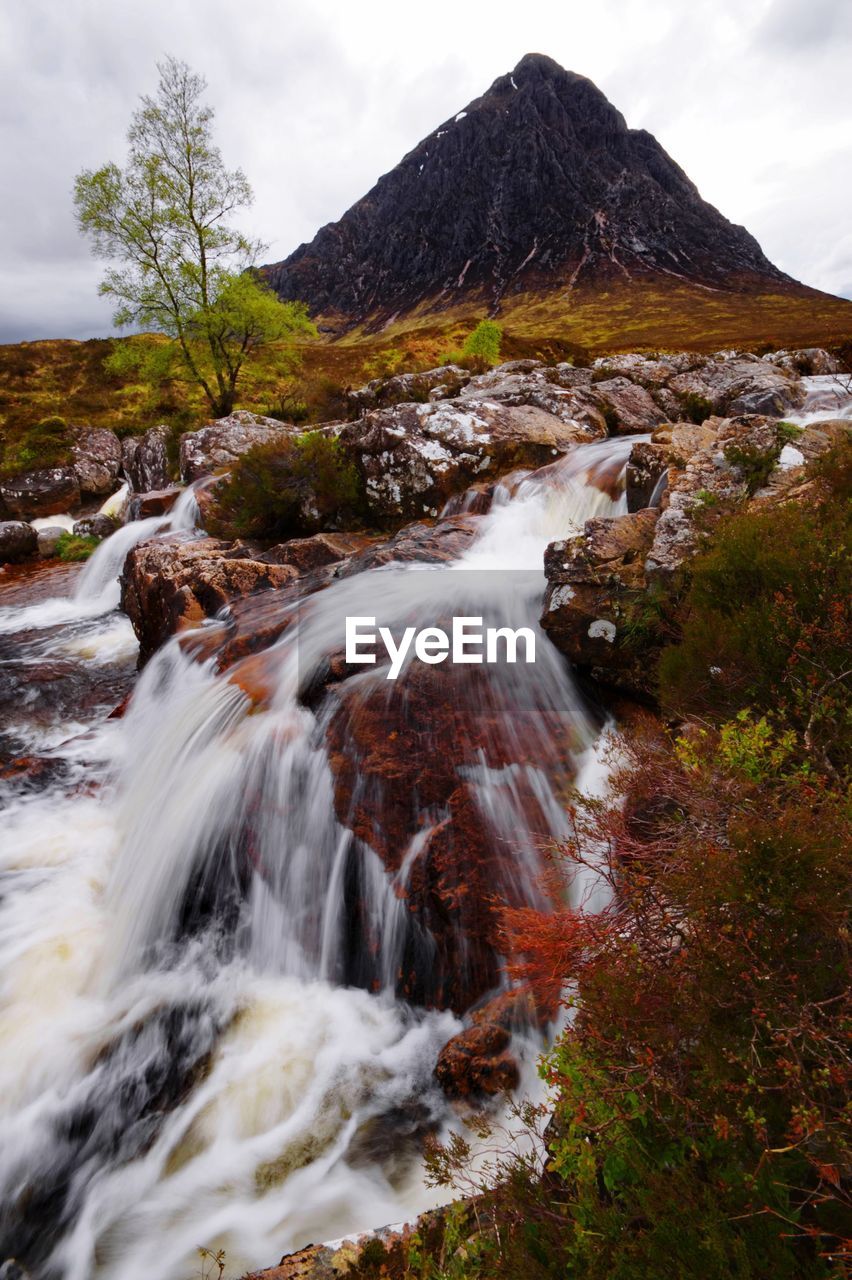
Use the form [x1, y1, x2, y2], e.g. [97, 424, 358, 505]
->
[209, 431, 365, 540]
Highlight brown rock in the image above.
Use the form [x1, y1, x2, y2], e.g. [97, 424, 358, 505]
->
[179, 411, 298, 483]
[71, 427, 122, 495]
[127, 486, 184, 520]
[0, 522, 38, 564]
[435, 1021, 519, 1098]
[122, 425, 171, 492]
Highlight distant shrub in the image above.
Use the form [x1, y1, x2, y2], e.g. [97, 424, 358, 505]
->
[776, 420, 804, 444]
[209, 431, 365, 540]
[440, 319, 503, 373]
[0, 415, 74, 477]
[56, 532, 99, 562]
[681, 391, 714, 423]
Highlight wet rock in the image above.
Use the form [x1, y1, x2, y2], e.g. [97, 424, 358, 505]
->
[127, 486, 183, 520]
[435, 1021, 519, 1098]
[339, 399, 599, 523]
[70, 427, 122, 495]
[541, 508, 659, 697]
[625, 439, 671, 511]
[179, 411, 297, 483]
[0, 522, 38, 563]
[259, 531, 375, 573]
[72, 513, 117, 540]
[120, 536, 300, 664]
[122, 425, 171, 492]
[35, 526, 66, 558]
[0, 468, 80, 519]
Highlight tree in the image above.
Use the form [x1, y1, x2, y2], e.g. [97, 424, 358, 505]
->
[74, 57, 315, 418]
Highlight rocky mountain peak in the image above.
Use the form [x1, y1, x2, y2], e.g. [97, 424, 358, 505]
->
[263, 54, 788, 327]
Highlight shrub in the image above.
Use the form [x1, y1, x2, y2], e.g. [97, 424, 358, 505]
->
[55, 532, 99, 562]
[723, 440, 780, 494]
[209, 431, 365, 540]
[681, 391, 714, 424]
[659, 447, 850, 774]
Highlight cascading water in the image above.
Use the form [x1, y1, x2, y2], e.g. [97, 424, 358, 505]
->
[0, 438, 632, 1279]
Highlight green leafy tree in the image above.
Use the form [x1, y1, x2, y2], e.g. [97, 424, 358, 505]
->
[74, 57, 315, 418]
[462, 318, 503, 366]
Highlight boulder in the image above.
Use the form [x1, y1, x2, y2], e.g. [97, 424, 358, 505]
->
[122, 425, 171, 492]
[626, 439, 670, 511]
[591, 376, 667, 433]
[541, 508, 660, 697]
[179, 411, 297, 483]
[120, 536, 300, 664]
[455, 363, 606, 433]
[0, 522, 38, 564]
[0, 468, 80, 519]
[435, 1022, 519, 1098]
[669, 357, 805, 419]
[35, 526, 66, 558]
[349, 364, 470, 413]
[761, 347, 841, 376]
[339, 400, 600, 523]
[127, 486, 183, 520]
[259, 531, 375, 573]
[72, 513, 118, 540]
[71, 427, 122, 495]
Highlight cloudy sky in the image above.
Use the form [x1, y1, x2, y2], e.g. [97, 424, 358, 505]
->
[1, 0, 850, 343]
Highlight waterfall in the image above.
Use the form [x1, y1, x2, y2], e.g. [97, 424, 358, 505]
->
[0, 437, 632, 1279]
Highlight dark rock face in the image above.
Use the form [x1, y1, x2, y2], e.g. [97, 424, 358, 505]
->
[263, 53, 787, 324]
[0, 522, 38, 564]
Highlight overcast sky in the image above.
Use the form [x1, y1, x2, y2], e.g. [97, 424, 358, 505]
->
[1, 0, 850, 344]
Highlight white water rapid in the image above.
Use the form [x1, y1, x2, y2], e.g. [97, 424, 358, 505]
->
[0, 439, 631, 1279]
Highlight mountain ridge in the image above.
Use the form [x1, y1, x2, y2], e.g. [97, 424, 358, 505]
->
[262, 53, 792, 328]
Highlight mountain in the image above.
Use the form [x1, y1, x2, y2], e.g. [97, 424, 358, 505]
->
[262, 54, 793, 330]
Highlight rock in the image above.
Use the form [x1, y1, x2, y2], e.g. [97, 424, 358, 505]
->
[591, 351, 704, 385]
[0, 468, 80, 519]
[669, 357, 805, 419]
[591, 376, 667, 433]
[762, 347, 840, 376]
[349, 364, 471, 413]
[179, 411, 297, 483]
[541, 509, 659, 697]
[455, 364, 607, 433]
[35, 526, 66, 557]
[0, 522, 38, 564]
[70, 427, 122, 495]
[72, 513, 117, 540]
[122, 425, 172, 492]
[435, 1021, 519, 1098]
[339, 399, 600, 523]
[127, 486, 183, 520]
[625, 439, 671, 511]
[120, 536, 300, 664]
[259, 531, 375, 573]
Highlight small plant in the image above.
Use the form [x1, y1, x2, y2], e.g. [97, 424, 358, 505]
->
[197, 1246, 226, 1280]
[209, 430, 365, 540]
[723, 440, 780, 494]
[776, 420, 803, 444]
[680, 391, 714, 424]
[55, 532, 99, 562]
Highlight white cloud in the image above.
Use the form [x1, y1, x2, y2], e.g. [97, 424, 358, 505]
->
[2, 0, 851, 341]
